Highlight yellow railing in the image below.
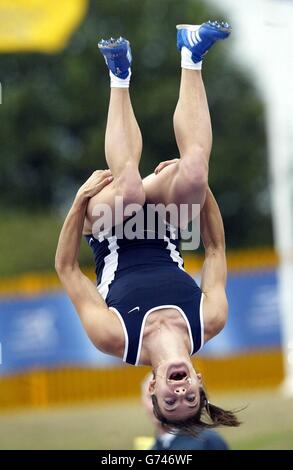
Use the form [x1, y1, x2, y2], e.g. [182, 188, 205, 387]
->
[0, 248, 279, 296]
[0, 350, 284, 410]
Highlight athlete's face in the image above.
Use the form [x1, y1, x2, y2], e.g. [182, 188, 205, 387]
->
[149, 361, 203, 421]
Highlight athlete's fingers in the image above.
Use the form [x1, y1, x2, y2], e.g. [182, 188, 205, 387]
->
[154, 159, 179, 174]
[154, 162, 166, 174]
[91, 170, 112, 185]
[97, 175, 113, 188]
[92, 169, 112, 178]
[91, 172, 113, 193]
[78, 170, 113, 198]
[84, 176, 113, 198]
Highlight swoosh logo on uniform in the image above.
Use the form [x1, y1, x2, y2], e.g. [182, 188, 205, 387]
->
[127, 306, 140, 314]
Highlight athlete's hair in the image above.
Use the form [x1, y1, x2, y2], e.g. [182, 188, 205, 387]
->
[151, 388, 240, 437]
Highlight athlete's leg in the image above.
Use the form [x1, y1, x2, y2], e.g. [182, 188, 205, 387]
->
[93, 87, 144, 202]
[86, 39, 145, 231]
[143, 21, 231, 219]
[143, 70, 210, 210]
[105, 88, 142, 177]
[171, 67, 211, 204]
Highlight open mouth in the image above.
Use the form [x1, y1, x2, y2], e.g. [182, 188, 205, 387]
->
[169, 371, 187, 381]
[167, 363, 189, 381]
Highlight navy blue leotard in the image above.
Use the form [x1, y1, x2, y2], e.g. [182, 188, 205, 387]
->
[85, 205, 204, 365]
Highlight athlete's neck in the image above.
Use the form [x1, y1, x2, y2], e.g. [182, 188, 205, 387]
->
[147, 325, 191, 371]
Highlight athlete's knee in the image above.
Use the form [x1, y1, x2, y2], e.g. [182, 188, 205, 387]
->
[179, 152, 208, 190]
[115, 165, 145, 207]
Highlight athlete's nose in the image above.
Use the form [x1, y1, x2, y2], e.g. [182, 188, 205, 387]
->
[174, 386, 187, 395]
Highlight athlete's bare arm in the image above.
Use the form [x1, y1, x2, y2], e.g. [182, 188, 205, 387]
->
[55, 170, 124, 356]
[200, 188, 228, 340]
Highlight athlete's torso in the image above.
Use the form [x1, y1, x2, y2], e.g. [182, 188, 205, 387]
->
[86, 204, 204, 365]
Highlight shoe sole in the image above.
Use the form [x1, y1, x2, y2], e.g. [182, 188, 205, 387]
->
[98, 38, 130, 50]
[176, 22, 232, 34]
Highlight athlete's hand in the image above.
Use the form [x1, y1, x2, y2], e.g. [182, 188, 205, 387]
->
[154, 158, 179, 175]
[77, 170, 113, 199]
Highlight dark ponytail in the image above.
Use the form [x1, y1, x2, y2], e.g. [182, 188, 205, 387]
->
[205, 399, 240, 427]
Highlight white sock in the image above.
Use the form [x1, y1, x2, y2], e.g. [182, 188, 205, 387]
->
[181, 46, 202, 70]
[110, 69, 131, 88]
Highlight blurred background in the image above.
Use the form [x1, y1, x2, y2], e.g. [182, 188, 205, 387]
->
[0, 0, 293, 450]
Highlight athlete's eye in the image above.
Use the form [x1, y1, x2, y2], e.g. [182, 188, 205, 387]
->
[165, 398, 176, 406]
[186, 394, 196, 403]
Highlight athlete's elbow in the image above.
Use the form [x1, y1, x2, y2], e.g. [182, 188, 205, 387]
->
[214, 315, 227, 336]
[55, 260, 66, 279]
[55, 252, 62, 274]
[187, 161, 208, 188]
[55, 257, 75, 278]
[55, 252, 65, 274]
[204, 239, 226, 254]
[179, 157, 208, 192]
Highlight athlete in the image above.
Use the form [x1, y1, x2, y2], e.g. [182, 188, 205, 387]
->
[55, 21, 240, 435]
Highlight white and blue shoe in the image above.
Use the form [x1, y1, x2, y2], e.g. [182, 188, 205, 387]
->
[177, 20, 232, 64]
[98, 36, 132, 79]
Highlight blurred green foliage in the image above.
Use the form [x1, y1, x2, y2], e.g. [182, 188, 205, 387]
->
[0, 211, 91, 276]
[0, 0, 273, 275]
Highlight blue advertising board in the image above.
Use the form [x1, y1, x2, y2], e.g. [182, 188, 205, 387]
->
[0, 292, 120, 375]
[202, 269, 282, 356]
